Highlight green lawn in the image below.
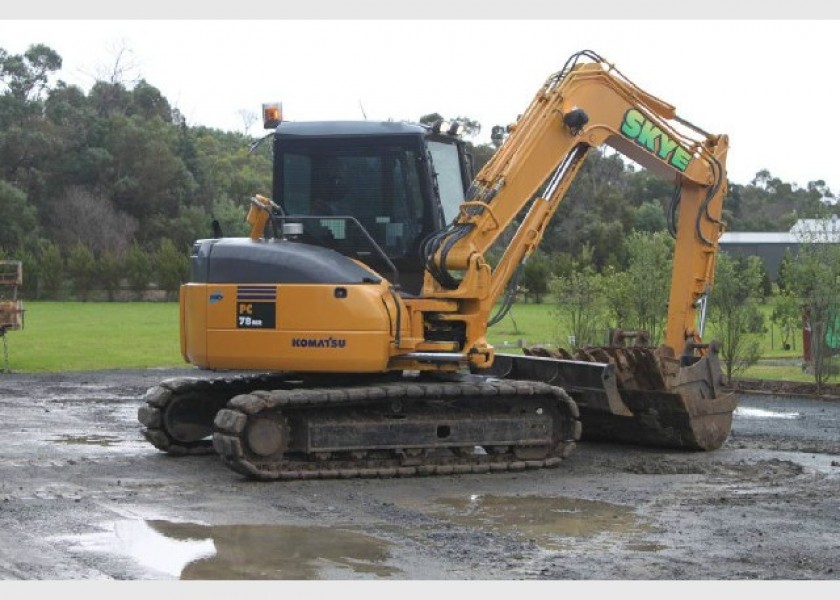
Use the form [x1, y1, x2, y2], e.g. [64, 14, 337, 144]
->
[5, 301, 184, 372]
[486, 303, 568, 349]
[2, 300, 813, 383]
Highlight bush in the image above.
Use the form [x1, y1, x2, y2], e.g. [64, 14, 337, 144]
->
[550, 264, 607, 348]
[39, 242, 64, 300]
[520, 251, 551, 303]
[98, 250, 124, 302]
[155, 239, 189, 301]
[125, 243, 152, 300]
[67, 242, 97, 301]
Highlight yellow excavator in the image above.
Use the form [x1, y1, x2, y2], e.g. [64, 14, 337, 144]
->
[138, 50, 737, 480]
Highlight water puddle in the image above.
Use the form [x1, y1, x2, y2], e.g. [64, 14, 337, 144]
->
[735, 407, 801, 419]
[50, 434, 121, 446]
[62, 519, 400, 579]
[430, 494, 653, 550]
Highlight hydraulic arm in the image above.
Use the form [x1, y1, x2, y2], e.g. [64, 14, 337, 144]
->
[422, 50, 728, 359]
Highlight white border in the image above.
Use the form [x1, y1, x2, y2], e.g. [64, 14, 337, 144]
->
[4, 1, 840, 20]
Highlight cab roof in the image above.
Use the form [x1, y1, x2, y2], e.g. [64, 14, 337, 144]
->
[274, 120, 427, 139]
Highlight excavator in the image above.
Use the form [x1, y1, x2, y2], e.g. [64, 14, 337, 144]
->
[138, 50, 737, 480]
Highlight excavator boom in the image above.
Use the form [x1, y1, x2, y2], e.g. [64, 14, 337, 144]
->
[421, 51, 728, 358]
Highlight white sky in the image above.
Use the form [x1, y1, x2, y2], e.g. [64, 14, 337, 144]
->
[3, 8, 840, 193]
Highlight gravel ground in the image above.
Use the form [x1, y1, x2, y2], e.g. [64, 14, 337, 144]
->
[0, 367, 838, 580]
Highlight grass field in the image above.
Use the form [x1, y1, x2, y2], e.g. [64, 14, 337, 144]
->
[1, 300, 813, 382]
[6, 302, 184, 372]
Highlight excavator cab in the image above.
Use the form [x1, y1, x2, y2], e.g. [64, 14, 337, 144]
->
[268, 120, 472, 295]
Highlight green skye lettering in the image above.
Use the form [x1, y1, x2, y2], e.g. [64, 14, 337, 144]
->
[620, 108, 692, 172]
[637, 121, 661, 152]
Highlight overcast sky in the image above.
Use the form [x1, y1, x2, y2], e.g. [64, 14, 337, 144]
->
[3, 15, 840, 193]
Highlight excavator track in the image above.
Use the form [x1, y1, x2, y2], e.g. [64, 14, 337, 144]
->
[211, 379, 581, 481]
[138, 373, 296, 455]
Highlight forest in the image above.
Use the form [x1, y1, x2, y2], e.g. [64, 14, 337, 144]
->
[0, 43, 837, 302]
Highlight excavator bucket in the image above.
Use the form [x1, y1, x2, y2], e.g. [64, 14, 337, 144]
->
[474, 342, 737, 451]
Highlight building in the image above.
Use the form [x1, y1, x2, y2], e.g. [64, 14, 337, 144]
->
[718, 216, 840, 281]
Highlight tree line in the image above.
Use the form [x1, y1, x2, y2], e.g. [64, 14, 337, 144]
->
[0, 43, 267, 299]
[3, 43, 840, 389]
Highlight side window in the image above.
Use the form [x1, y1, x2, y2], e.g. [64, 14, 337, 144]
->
[377, 150, 425, 256]
[344, 156, 382, 224]
[427, 141, 466, 223]
[282, 154, 311, 215]
[404, 151, 424, 222]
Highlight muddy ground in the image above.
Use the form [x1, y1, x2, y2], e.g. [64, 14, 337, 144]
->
[0, 368, 838, 580]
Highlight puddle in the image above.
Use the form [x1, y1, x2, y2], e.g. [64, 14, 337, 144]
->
[735, 407, 801, 419]
[50, 434, 121, 446]
[61, 519, 400, 579]
[431, 494, 652, 550]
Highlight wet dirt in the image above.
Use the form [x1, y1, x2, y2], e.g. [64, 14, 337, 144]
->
[0, 368, 838, 580]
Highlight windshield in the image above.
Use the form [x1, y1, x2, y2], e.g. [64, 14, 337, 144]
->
[276, 137, 427, 259]
[427, 140, 466, 224]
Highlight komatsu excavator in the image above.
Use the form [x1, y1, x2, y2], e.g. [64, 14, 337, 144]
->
[138, 50, 737, 480]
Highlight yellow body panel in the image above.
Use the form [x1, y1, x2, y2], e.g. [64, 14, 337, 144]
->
[181, 285, 207, 366]
[182, 282, 394, 372]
